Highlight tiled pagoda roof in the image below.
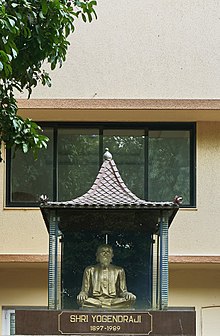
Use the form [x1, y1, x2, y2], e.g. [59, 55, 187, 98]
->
[40, 149, 180, 209]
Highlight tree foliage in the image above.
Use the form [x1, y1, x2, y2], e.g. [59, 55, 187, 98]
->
[0, 0, 97, 161]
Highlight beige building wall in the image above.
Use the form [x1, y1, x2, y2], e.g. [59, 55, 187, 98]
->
[0, 266, 48, 307]
[169, 266, 220, 336]
[16, 1, 220, 100]
[0, 265, 48, 334]
[170, 121, 220, 255]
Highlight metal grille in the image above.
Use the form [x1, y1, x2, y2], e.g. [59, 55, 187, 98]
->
[48, 212, 59, 309]
[152, 234, 159, 309]
[10, 313, 15, 336]
[159, 216, 169, 309]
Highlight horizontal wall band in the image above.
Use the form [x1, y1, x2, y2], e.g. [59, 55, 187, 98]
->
[169, 256, 220, 264]
[0, 254, 48, 263]
[17, 99, 220, 110]
[0, 254, 220, 264]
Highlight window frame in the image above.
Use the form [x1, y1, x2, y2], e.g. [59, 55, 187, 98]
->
[6, 122, 196, 208]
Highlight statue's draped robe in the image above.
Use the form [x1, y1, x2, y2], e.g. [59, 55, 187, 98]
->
[80, 264, 131, 308]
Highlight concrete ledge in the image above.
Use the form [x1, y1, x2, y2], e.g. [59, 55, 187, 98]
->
[0, 254, 220, 264]
[0, 254, 48, 263]
[169, 255, 220, 264]
[17, 99, 220, 110]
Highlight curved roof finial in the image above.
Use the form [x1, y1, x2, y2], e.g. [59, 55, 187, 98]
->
[103, 148, 113, 161]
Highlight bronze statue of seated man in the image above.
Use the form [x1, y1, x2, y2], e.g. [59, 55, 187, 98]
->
[77, 244, 136, 309]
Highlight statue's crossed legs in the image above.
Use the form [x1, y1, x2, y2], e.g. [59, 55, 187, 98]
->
[82, 296, 134, 309]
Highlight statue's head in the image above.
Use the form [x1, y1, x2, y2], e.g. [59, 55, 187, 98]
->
[96, 244, 113, 267]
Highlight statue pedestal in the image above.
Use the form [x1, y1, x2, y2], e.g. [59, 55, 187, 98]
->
[15, 308, 195, 336]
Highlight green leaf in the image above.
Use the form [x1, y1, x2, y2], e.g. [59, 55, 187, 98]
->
[15, 12, 22, 20]
[12, 119, 18, 129]
[42, 0, 48, 15]
[2, 36, 8, 44]
[87, 12, 92, 23]
[23, 26, 31, 38]
[22, 143, 28, 153]
[0, 50, 9, 61]
[7, 54, 13, 61]
[3, 63, 12, 76]
[39, 11, 45, 19]
[82, 13, 87, 22]
[8, 18, 16, 27]
[51, 62, 56, 70]
[11, 48, 17, 58]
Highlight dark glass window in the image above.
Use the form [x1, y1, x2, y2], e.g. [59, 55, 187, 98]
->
[6, 122, 195, 207]
[103, 129, 145, 198]
[148, 130, 191, 204]
[9, 129, 54, 203]
[57, 128, 99, 201]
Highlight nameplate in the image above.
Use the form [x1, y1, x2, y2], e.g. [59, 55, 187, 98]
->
[58, 312, 153, 335]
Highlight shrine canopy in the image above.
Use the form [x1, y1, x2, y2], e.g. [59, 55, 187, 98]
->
[40, 149, 181, 235]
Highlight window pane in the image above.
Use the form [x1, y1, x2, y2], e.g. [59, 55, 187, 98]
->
[148, 130, 190, 204]
[103, 130, 145, 198]
[10, 129, 53, 203]
[57, 129, 99, 200]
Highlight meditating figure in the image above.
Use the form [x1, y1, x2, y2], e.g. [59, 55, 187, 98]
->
[77, 244, 136, 309]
